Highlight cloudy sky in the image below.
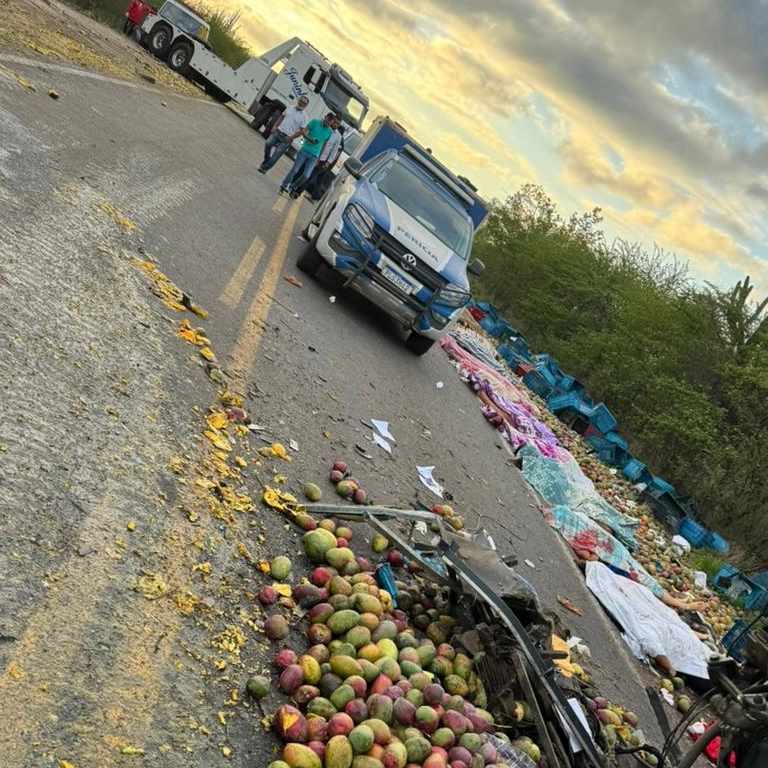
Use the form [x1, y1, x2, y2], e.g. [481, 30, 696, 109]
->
[220, 0, 768, 294]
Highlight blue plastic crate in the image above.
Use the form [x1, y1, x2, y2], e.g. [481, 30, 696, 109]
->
[706, 531, 730, 554]
[744, 585, 768, 611]
[604, 431, 629, 450]
[712, 565, 739, 591]
[722, 619, 750, 661]
[534, 364, 558, 387]
[621, 457, 652, 484]
[589, 403, 617, 434]
[547, 392, 590, 415]
[679, 517, 709, 547]
[521, 370, 553, 398]
[649, 476, 676, 496]
[586, 433, 610, 450]
[557, 375, 585, 394]
[595, 444, 618, 465]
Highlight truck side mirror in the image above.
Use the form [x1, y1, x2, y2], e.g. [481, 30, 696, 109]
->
[344, 157, 363, 179]
[468, 259, 485, 276]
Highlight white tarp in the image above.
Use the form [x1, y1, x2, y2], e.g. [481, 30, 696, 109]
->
[584, 560, 712, 679]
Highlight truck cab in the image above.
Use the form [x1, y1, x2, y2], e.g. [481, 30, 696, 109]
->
[247, 41, 369, 141]
[297, 117, 486, 355]
[140, 1, 210, 54]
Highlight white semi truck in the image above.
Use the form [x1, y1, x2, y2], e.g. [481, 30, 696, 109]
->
[139, 0, 369, 135]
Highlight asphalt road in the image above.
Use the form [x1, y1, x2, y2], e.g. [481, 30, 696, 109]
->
[0, 52, 667, 766]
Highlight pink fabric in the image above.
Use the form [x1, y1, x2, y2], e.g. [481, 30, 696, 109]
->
[440, 335, 539, 416]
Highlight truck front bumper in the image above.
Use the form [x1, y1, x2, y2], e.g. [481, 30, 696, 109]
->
[318, 225, 462, 341]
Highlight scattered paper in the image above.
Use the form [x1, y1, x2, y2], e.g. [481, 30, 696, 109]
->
[289, 439, 299, 452]
[417, 466, 443, 498]
[371, 419, 395, 442]
[557, 698, 596, 753]
[329, 295, 336, 303]
[372, 432, 391, 454]
[524, 559, 536, 569]
[435, 381, 444, 389]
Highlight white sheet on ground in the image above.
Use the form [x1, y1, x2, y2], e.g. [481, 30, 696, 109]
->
[584, 560, 711, 679]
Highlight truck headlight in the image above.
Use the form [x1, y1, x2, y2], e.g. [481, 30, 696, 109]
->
[346, 204, 375, 238]
[437, 284, 471, 308]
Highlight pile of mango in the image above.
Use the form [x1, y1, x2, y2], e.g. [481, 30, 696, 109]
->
[255, 518, 550, 768]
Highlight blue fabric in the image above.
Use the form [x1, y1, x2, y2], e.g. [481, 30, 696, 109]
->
[281, 149, 319, 194]
[519, 443, 640, 550]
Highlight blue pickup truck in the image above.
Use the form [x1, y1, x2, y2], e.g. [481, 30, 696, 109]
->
[297, 116, 488, 355]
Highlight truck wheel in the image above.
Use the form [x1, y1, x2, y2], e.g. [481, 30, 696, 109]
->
[405, 332, 435, 356]
[167, 41, 193, 73]
[148, 24, 173, 58]
[297, 237, 323, 277]
[251, 104, 278, 134]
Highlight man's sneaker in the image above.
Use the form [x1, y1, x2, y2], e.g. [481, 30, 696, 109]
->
[258, 167, 266, 174]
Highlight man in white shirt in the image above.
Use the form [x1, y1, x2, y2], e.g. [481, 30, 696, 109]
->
[259, 95, 309, 174]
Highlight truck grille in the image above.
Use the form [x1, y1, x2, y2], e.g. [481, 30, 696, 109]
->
[372, 224, 446, 292]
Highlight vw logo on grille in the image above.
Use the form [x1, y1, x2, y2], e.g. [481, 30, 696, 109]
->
[400, 253, 417, 272]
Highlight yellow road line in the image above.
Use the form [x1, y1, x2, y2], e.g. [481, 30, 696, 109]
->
[218, 236, 265, 308]
[230, 201, 301, 389]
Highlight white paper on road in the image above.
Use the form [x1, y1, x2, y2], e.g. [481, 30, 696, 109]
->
[416, 465, 443, 498]
[372, 432, 392, 453]
[585, 560, 711, 679]
[371, 419, 396, 442]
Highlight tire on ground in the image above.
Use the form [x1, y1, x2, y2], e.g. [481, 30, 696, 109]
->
[405, 331, 435, 355]
[297, 237, 323, 276]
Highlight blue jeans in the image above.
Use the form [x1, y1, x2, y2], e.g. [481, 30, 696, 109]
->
[261, 130, 290, 172]
[281, 149, 319, 193]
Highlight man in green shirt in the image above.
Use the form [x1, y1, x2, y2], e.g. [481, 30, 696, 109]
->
[280, 113, 334, 198]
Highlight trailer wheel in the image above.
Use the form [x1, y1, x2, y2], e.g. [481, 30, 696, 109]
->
[405, 332, 435, 356]
[148, 24, 173, 58]
[167, 41, 193, 73]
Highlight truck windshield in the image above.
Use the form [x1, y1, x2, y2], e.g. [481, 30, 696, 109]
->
[159, 2, 209, 41]
[368, 158, 473, 259]
[343, 131, 362, 156]
[324, 79, 367, 129]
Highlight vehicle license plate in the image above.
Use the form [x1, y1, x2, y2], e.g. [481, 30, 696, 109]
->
[381, 265, 413, 293]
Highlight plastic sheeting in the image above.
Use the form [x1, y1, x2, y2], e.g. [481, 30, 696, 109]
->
[520, 444, 640, 549]
[585, 561, 712, 679]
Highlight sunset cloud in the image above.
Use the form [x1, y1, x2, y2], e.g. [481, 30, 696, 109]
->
[213, 0, 768, 295]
